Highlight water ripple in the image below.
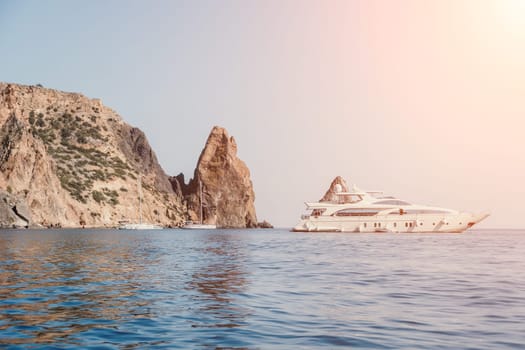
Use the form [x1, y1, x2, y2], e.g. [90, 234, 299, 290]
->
[1, 229, 525, 348]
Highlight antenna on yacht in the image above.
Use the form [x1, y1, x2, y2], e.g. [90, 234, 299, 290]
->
[199, 179, 204, 225]
[138, 174, 143, 225]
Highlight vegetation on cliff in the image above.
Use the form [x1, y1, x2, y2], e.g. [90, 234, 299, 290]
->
[0, 82, 185, 227]
[29, 109, 134, 204]
[0, 82, 263, 229]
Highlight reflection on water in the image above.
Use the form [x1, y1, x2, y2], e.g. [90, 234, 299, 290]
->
[1, 229, 525, 349]
[188, 232, 249, 329]
[0, 230, 158, 346]
[0, 230, 253, 348]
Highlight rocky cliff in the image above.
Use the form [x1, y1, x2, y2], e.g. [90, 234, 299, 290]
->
[172, 126, 258, 228]
[320, 176, 350, 202]
[0, 82, 185, 227]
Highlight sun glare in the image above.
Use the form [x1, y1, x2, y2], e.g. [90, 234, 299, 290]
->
[499, 0, 525, 33]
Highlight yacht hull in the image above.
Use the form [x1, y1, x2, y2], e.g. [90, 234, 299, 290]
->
[118, 223, 163, 230]
[182, 224, 217, 230]
[293, 212, 489, 233]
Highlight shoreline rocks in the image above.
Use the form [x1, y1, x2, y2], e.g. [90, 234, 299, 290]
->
[257, 220, 273, 229]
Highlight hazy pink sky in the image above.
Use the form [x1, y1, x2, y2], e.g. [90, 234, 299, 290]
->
[1, 0, 524, 227]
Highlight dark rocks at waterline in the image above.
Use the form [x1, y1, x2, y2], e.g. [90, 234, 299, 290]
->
[257, 220, 273, 229]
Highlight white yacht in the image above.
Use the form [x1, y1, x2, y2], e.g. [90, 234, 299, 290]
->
[182, 180, 216, 230]
[118, 222, 163, 230]
[118, 176, 163, 230]
[293, 185, 489, 233]
[182, 221, 216, 230]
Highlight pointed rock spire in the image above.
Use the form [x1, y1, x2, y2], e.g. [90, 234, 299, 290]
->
[320, 176, 350, 202]
[175, 126, 258, 228]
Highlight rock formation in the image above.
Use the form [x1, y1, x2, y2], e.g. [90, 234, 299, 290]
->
[0, 190, 32, 228]
[256, 220, 273, 229]
[0, 82, 185, 227]
[172, 126, 258, 228]
[320, 176, 350, 202]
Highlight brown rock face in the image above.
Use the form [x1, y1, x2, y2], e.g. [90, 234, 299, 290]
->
[257, 220, 273, 229]
[0, 189, 31, 228]
[0, 82, 185, 227]
[172, 126, 257, 228]
[320, 176, 350, 202]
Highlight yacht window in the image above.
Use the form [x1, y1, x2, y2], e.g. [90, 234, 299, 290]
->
[402, 209, 450, 215]
[334, 208, 379, 217]
[387, 209, 404, 216]
[373, 200, 412, 206]
[337, 194, 363, 204]
[311, 209, 326, 216]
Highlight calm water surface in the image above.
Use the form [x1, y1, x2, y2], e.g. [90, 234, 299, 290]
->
[0, 229, 524, 349]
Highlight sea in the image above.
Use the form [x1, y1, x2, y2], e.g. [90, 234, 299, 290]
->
[0, 229, 524, 349]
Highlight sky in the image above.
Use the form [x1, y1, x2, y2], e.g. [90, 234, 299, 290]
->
[1, 0, 524, 228]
